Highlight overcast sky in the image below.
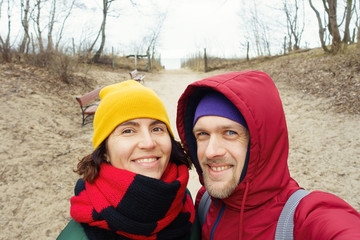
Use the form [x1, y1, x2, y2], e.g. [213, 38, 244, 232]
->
[65, 0, 253, 59]
[0, 0, 352, 68]
[102, 0, 323, 56]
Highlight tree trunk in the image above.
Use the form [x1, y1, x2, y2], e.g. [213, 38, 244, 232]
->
[19, 0, 30, 54]
[0, 0, 12, 62]
[35, 0, 44, 53]
[327, 0, 341, 53]
[93, 0, 108, 63]
[358, 0, 360, 46]
[358, 16, 360, 47]
[46, 0, 56, 53]
[342, 0, 353, 43]
[309, 0, 329, 52]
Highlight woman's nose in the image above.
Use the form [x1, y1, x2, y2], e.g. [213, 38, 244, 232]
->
[138, 131, 156, 149]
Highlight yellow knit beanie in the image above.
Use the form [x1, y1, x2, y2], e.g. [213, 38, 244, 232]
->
[92, 80, 173, 149]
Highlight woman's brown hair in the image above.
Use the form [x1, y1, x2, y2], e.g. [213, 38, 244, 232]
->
[74, 137, 192, 183]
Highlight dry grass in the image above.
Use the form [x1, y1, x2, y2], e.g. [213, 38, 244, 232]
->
[93, 54, 163, 72]
[5, 44, 360, 115]
[222, 46, 360, 115]
[183, 45, 360, 115]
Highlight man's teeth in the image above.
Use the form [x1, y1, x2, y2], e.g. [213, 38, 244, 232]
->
[210, 165, 231, 171]
[136, 158, 157, 163]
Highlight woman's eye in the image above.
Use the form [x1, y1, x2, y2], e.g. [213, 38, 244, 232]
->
[153, 127, 165, 132]
[122, 129, 134, 134]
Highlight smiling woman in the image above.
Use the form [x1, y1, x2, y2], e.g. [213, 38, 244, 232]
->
[57, 80, 197, 240]
[106, 118, 172, 180]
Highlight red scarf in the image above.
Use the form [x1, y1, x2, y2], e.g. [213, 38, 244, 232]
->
[70, 162, 195, 239]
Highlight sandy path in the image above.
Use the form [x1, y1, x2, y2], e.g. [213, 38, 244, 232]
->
[0, 68, 359, 240]
[146, 70, 360, 208]
[280, 84, 360, 208]
[143, 69, 214, 198]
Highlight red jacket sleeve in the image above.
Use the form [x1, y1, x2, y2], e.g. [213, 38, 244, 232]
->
[294, 191, 360, 239]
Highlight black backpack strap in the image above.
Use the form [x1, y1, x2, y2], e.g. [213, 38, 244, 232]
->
[198, 191, 211, 226]
[275, 189, 309, 240]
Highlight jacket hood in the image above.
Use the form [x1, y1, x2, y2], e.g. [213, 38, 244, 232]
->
[176, 71, 292, 208]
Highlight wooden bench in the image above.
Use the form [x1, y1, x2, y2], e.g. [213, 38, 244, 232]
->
[129, 69, 145, 82]
[75, 87, 103, 126]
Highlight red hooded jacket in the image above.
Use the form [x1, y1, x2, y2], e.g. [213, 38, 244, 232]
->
[176, 71, 360, 239]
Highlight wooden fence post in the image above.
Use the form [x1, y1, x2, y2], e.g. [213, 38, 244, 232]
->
[72, 38, 75, 56]
[112, 46, 115, 69]
[204, 48, 208, 72]
[246, 42, 250, 61]
[146, 50, 151, 72]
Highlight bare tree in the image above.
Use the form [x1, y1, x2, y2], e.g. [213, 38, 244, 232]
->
[19, 0, 32, 54]
[92, 0, 115, 63]
[358, 0, 360, 45]
[142, 13, 166, 71]
[283, 0, 305, 51]
[239, 1, 272, 57]
[90, 0, 139, 63]
[33, 0, 45, 53]
[250, 5, 263, 56]
[309, 0, 357, 53]
[0, 0, 13, 62]
[342, 0, 355, 43]
[261, 22, 272, 56]
[326, 0, 342, 53]
[54, 0, 75, 51]
[0, 0, 5, 45]
[46, 0, 56, 53]
[29, 0, 76, 54]
[309, 0, 342, 53]
[309, 0, 329, 52]
[0, 0, 3, 14]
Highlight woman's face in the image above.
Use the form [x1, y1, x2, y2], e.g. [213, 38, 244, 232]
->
[106, 118, 172, 179]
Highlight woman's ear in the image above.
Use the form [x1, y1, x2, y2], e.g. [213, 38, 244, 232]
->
[103, 140, 110, 163]
[104, 153, 110, 163]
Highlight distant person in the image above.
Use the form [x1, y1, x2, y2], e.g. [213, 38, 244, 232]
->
[58, 80, 197, 240]
[176, 71, 360, 239]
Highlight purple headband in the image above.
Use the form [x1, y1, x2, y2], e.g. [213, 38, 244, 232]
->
[193, 92, 247, 128]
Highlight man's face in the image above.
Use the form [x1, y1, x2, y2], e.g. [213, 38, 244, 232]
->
[193, 116, 249, 199]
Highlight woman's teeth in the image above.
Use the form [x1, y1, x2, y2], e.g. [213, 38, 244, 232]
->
[136, 158, 157, 163]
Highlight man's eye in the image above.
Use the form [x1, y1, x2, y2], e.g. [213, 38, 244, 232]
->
[226, 130, 237, 135]
[195, 132, 208, 138]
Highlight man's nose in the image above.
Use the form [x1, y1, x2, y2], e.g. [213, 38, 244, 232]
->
[205, 135, 226, 159]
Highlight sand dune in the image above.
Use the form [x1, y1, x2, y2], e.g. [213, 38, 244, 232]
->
[0, 65, 359, 239]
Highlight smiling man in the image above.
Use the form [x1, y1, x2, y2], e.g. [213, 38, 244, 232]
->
[192, 92, 249, 199]
[176, 71, 360, 239]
